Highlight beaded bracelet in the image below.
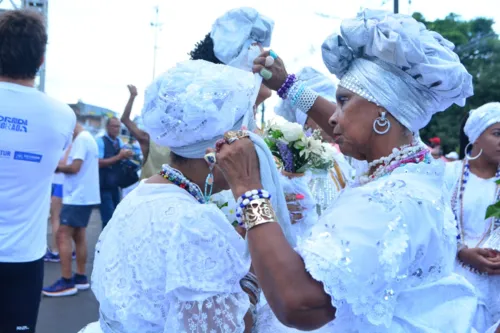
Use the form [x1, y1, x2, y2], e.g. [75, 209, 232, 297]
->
[277, 74, 297, 99]
[285, 81, 319, 114]
[236, 189, 271, 223]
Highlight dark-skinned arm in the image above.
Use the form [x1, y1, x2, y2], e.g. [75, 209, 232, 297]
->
[56, 159, 83, 175]
[305, 96, 337, 139]
[99, 153, 123, 169]
[234, 183, 335, 330]
[120, 85, 150, 162]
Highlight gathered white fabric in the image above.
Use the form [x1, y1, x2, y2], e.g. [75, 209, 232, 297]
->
[296, 159, 479, 332]
[142, 60, 256, 158]
[275, 67, 337, 127]
[86, 183, 251, 333]
[141, 59, 295, 248]
[322, 9, 473, 132]
[211, 7, 273, 68]
[464, 102, 500, 143]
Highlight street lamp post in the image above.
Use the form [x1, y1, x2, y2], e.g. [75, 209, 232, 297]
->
[150, 5, 161, 81]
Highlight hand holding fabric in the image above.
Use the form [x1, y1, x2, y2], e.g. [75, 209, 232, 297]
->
[458, 247, 500, 275]
[252, 50, 288, 91]
[216, 138, 263, 199]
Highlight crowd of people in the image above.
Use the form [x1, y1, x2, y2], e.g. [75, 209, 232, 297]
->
[1, 6, 500, 333]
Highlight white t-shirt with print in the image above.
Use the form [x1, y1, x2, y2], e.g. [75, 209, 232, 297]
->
[63, 131, 101, 206]
[0, 82, 76, 263]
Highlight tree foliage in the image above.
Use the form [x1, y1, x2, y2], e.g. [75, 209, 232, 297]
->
[413, 12, 500, 153]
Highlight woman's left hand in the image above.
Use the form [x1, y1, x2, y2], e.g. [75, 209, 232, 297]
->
[253, 50, 288, 91]
[216, 138, 263, 199]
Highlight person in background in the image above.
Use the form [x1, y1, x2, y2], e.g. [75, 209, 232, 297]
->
[429, 136, 444, 159]
[42, 122, 100, 297]
[0, 9, 76, 333]
[120, 84, 170, 179]
[97, 117, 133, 228]
[445, 102, 500, 332]
[44, 146, 74, 262]
[445, 151, 460, 162]
[121, 136, 143, 197]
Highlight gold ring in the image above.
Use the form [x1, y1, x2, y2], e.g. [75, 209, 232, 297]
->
[236, 130, 250, 139]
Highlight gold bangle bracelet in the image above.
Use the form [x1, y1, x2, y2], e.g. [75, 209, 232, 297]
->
[241, 198, 277, 230]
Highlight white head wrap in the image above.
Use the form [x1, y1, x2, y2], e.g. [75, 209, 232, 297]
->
[275, 67, 337, 127]
[142, 59, 296, 247]
[211, 7, 273, 71]
[464, 102, 500, 143]
[322, 9, 473, 132]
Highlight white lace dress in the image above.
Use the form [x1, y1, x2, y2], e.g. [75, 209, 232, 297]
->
[79, 182, 251, 333]
[292, 160, 479, 332]
[445, 161, 500, 332]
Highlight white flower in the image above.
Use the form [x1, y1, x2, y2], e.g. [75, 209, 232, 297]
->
[321, 143, 336, 162]
[299, 136, 323, 159]
[280, 122, 304, 142]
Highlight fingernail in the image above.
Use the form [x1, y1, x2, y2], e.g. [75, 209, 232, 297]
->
[295, 194, 305, 200]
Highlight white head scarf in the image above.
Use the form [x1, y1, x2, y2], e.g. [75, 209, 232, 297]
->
[464, 102, 500, 143]
[322, 9, 473, 132]
[275, 67, 337, 127]
[142, 60, 296, 247]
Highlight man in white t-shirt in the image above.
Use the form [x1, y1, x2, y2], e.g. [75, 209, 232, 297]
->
[0, 9, 76, 333]
[42, 122, 100, 297]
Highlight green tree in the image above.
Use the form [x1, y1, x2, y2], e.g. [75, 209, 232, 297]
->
[413, 13, 500, 154]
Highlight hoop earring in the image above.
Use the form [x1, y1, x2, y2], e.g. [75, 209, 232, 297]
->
[464, 143, 482, 160]
[373, 111, 391, 135]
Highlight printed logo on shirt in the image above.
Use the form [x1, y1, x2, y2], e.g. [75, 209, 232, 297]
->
[0, 150, 11, 158]
[13, 151, 42, 163]
[0, 115, 28, 132]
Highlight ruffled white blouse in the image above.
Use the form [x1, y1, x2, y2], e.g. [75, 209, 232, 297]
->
[80, 182, 251, 333]
[294, 159, 478, 332]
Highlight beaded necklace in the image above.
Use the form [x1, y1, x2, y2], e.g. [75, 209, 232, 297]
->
[452, 160, 500, 247]
[358, 144, 430, 185]
[159, 165, 206, 204]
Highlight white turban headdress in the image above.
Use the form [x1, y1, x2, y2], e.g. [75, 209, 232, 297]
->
[464, 102, 500, 143]
[142, 60, 296, 247]
[322, 9, 473, 132]
[275, 67, 337, 127]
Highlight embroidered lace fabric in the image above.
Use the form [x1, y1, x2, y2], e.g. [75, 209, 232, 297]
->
[295, 160, 479, 332]
[85, 182, 251, 333]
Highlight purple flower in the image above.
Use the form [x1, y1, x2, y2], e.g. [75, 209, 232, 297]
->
[305, 129, 313, 137]
[277, 140, 294, 172]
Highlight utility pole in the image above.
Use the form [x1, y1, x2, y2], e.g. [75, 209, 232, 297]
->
[394, 0, 399, 13]
[23, 0, 48, 92]
[150, 5, 161, 81]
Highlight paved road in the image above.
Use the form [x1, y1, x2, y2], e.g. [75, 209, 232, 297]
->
[37, 209, 101, 333]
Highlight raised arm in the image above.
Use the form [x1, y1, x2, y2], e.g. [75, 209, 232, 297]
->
[120, 85, 150, 160]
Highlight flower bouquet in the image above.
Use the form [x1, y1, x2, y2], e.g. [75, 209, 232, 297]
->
[210, 190, 239, 227]
[264, 116, 335, 239]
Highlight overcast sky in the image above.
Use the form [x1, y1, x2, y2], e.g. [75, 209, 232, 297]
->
[1, 0, 499, 117]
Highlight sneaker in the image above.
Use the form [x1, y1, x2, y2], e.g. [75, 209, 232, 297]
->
[42, 278, 77, 297]
[73, 273, 90, 290]
[44, 249, 60, 263]
[72, 250, 76, 260]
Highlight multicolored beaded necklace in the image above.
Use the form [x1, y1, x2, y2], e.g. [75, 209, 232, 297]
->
[452, 160, 500, 247]
[357, 144, 430, 186]
[159, 165, 206, 204]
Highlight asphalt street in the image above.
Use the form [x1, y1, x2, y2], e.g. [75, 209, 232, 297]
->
[37, 209, 101, 333]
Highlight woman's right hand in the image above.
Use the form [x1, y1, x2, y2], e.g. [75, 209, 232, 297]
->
[458, 247, 500, 275]
[252, 50, 288, 91]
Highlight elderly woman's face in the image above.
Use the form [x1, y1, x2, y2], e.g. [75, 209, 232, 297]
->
[476, 122, 500, 164]
[330, 87, 379, 160]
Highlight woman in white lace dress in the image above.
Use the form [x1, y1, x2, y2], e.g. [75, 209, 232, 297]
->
[214, 9, 492, 333]
[445, 102, 500, 332]
[78, 60, 296, 333]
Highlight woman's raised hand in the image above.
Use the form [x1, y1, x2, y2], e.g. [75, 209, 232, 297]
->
[216, 135, 263, 199]
[253, 50, 288, 91]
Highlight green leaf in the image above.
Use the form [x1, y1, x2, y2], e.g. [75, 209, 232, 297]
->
[485, 200, 500, 219]
[495, 179, 500, 185]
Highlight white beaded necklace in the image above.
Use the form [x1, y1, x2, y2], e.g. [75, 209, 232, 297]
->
[358, 143, 428, 185]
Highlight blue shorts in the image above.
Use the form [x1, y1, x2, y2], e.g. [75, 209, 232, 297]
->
[51, 184, 63, 198]
[60, 205, 93, 228]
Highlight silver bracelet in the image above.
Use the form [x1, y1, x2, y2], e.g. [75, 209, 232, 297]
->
[285, 81, 318, 115]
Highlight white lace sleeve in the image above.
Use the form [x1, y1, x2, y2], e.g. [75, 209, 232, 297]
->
[161, 205, 252, 333]
[296, 178, 447, 331]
